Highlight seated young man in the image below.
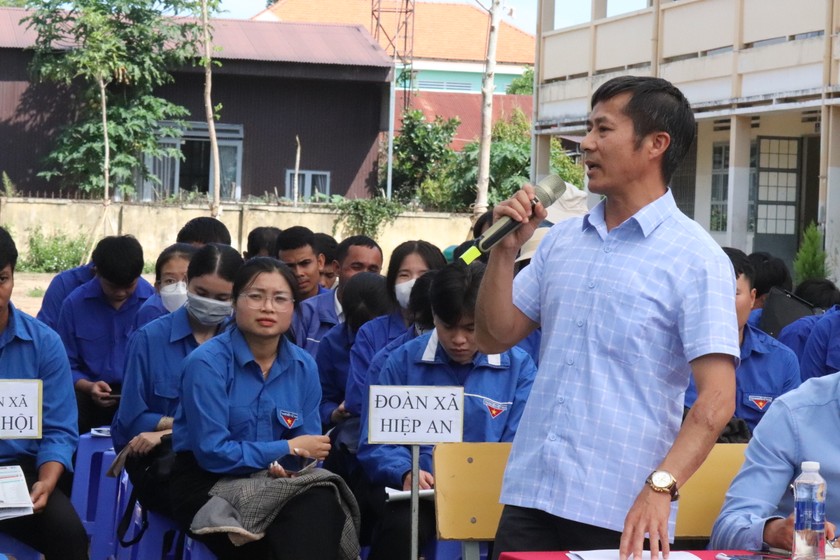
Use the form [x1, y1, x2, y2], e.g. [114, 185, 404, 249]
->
[293, 235, 383, 356]
[274, 226, 326, 302]
[710, 373, 839, 551]
[314, 232, 339, 289]
[56, 235, 154, 435]
[684, 247, 800, 434]
[356, 261, 537, 560]
[0, 227, 87, 560]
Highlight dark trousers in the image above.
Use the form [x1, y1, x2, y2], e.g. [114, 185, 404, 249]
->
[75, 387, 120, 436]
[367, 498, 436, 560]
[492, 505, 622, 560]
[171, 453, 346, 560]
[0, 460, 88, 560]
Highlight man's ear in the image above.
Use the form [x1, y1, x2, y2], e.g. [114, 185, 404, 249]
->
[647, 131, 671, 161]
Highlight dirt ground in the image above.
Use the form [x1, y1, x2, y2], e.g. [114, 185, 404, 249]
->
[13, 272, 52, 316]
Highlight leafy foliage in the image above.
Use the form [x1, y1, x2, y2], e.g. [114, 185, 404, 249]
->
[0, 0, 27, 6]
[329, 194, 405, 239]
[421, 108, 584, 212]
[1, 172, 16, 197]
[387, 109, 460, 203]
[793, 222, 829, 284]
[19, 227, 87, 273]
[506, 66, 534, 95]
[24, 0, 204, 195]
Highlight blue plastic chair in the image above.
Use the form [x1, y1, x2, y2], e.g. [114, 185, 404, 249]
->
[0, 533, 39, 560]
[183, 535, 217, 560]
[71, 432, 119, 560]
[117, 505, 181, 560]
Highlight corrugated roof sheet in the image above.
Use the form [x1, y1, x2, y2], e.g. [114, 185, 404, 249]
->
[397, 90, 533, 151]
[261, 0, 535, 65]
[0, 7, 392, 68]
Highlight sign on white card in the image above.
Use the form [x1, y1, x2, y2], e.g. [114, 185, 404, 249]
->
[0, 380, 42, 439]
[368, 385, 464, 445]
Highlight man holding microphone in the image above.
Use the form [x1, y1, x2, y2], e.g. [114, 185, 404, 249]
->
[475, 76, 741, 560]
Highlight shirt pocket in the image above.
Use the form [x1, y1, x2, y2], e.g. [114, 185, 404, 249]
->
[76, 324, 111, 375]
[740, 390, 777, 414]
[152, 381, 179, 415]
[600, 288, 660, 365]
[275, 407, 301, 434]
[228, 405, 254, 440]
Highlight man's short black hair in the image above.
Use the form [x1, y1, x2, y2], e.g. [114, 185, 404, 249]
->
[274, 226, 316, 256]
[335, 235, 382, 265]
[430, 261, 486, 325]
[314, 233, 338, 263]
[177, 217, 231, 245]
[591, 76, 695, 185]
[794, 279, 840, 309]
[0, 227, 18, 271]
[246, 227, 282, 258]
[92, 235, 144, 286]
[748, 251, 792, 297]
[723, 247, 755, 289]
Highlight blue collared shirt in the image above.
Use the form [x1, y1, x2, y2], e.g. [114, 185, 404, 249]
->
[293, 290, 339, 357]
[777, 314, 823, 361]
[710, 374, 840, 550]
[799, 306, 840, 381]
[133, 293, 168, 331]
[316, 322, 354, 429]
[56, 277, 154, 385]
[357, 330, 536, 489]
[112, 307, 200, 451]
[36, 263, 95, 330]
[345, 327, 417, 417]
[347, 311, 408, 409]
[0, 303, 78, 471]
[172, 327, 322, 475]
[684, 323, 801, 432]
[503, 190, 740, 535]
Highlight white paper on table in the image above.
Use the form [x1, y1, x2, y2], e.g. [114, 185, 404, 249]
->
[569, 551, 702, 560]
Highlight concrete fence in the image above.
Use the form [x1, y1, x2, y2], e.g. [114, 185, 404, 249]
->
[0, 198, 475, 266]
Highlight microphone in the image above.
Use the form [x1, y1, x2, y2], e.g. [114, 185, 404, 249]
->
[472, 175, 566, 255]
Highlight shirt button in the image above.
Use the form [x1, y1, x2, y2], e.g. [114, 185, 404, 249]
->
[557, 396, 565, 404]
[588, 281, 595, 289]
[604, 246, 611, 253]
[566, 358, 574, 366]
[576, 320, 584, 327]
[548, 433, 556, 441]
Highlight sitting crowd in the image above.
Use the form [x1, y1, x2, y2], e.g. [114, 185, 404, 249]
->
[2, 211, 839, 560]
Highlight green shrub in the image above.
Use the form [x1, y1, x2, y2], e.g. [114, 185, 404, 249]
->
[329, 194, 405, 239]
[19, 227, 87, 273]
[793, 222, 829, 284]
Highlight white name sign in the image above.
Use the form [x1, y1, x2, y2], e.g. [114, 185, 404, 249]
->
[0, 380, 42, 439]
[368, 385, 464, 445]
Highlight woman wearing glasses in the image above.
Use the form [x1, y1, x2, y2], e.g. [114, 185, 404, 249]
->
[112, 243, 243, 513]
[170, 257, 349, 560]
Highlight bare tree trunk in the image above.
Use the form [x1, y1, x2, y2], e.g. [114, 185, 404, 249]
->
[99, 76, 110, 201]
[202, 0, 221, 217]
[475, 0, 502, 217]
[293, 135, 301, 207]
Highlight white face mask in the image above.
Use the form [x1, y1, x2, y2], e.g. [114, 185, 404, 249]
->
[394, 278, 417, 310]
[159, 281, 188, 313]
[185, 292, 232, 325]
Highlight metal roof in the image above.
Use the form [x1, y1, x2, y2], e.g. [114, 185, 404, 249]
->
[0, 7, 393, 69]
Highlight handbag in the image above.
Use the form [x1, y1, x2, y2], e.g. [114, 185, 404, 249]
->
[117, 433, 176, 546]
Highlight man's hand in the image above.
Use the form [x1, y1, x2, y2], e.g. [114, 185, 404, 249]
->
[763, 514, 837, 551]
[402, 470, 435, 491]
[330, 402, 351, 425]
[30, 461, 63, 514]
[620, 486, 673, 560]
[287, 435, 331, 460]
[127, 430, 169, 456]
[88, 380, 117, 408]
[491, 184, 548, 253]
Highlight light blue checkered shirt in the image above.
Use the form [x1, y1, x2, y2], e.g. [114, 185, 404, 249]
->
[502, 189, 740, 535]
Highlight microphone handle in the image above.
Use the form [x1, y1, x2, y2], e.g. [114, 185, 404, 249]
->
[475, 215, 523, 253]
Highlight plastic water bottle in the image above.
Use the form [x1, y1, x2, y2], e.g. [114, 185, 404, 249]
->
[793, 461, 826, 560]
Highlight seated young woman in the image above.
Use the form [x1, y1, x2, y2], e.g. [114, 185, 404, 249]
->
[170, 257, 353, 560]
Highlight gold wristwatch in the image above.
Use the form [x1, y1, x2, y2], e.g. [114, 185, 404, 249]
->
[646, 470, 679, 501]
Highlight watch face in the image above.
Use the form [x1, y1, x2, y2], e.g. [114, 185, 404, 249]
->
[651, 471, 672, 488]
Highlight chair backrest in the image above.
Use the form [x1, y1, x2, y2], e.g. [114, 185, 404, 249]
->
[675, 442, 748, 538]
[433, 442, 512, 541]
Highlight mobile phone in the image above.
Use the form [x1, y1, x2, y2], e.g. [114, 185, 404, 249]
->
[277, 455, 318, 475]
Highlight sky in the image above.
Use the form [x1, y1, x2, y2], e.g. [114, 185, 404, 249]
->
[215, 0, 649, 35]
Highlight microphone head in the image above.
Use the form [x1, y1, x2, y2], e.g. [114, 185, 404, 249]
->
[533, 175, 567, 208]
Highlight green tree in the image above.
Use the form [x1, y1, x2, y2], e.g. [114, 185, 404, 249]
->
[793, 222, 829, 284]
[24, 0, 204, 196]
[0, 0, 27, 6]
[423, 108, 583, 212]
[506, 66, 534, 95]
[386, 109, 460, 203]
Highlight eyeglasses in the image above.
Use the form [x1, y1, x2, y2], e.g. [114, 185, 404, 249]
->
[239, 292, 295, 310]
